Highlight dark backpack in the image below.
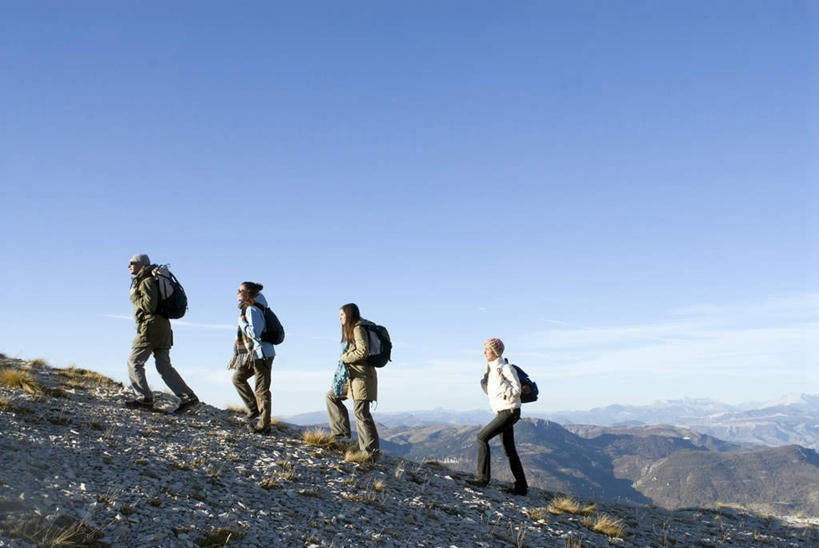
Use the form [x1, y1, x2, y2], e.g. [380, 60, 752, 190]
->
[364, 323, 392, 367]
[481, 362, 539, 403]
[153, 265, 188, 319]
[253, 303, 285, 345]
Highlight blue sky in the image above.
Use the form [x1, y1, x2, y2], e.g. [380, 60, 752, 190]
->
[1, 2, 816, 416]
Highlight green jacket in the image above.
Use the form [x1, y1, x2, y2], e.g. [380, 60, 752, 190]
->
[130, 266, 173, 349]
[341, 320, 377, 401]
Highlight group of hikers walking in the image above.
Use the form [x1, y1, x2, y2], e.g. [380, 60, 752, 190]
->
[124, 253, 528, 494]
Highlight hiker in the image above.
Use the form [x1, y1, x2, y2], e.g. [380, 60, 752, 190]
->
[230, 282, 276, 434]
[326, 303, 380, 460]
[125, 254, 199, 413]
[467, 338, 528, 495]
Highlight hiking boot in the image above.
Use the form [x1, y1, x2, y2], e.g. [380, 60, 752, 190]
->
[501, 485, 528, 496]
[172, 396, 199, 414]
[124, 397, 154, 410]
[239, 411, 260, 424]
[247, 423, 271, 435]
[466, 478, 489, 488]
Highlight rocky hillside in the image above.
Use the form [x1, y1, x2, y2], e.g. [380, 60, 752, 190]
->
[1, 355, 817, 547]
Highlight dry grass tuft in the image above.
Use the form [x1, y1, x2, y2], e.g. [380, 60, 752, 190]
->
[29, 358, 48, 367]
[260, 479, 282, 490]
[226, 404, 246, 414]
[525, 507, 550, 521]
[0, 369, 44, 394]
[585, 513, 626, 538]
[56, 366, 121, 389]
[344, 449, 376, 463]
[1, 514, 105, 547]
[372, 480, 386, 492]
[548, 496, 582, 515]
[303, 428, 337, 449]
[194, 527, 245, 547]
[0, 397, 31, 414]
[581, 504, 597, 516]
[716, 502, 746, 511]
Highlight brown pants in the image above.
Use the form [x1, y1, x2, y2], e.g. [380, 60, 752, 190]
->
[326, 389, 379, 453]
[233, 357, 274, 428]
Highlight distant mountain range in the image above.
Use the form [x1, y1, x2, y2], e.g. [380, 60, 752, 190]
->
[287, 393, 819, 450]
[549, 394, 819, 451]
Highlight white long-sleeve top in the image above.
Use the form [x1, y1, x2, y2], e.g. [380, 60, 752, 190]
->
[486, 357, 521, 413]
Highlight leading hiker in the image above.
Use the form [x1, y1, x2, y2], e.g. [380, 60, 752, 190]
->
[125, 253, 199, 414]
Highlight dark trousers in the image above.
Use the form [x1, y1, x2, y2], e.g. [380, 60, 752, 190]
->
[476, 408, 527, 489]
[232, 357, 274, 428]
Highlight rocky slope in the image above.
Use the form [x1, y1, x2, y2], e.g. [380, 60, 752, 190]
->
[1, 356, 817, 547]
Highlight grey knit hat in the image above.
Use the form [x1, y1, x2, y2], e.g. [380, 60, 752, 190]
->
[129, 254, 151, 266]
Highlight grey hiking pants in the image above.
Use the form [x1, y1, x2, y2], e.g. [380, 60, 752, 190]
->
[127, 346, 195, 401]
[326, 390, 379, 453]
[232, 357, 274, 428]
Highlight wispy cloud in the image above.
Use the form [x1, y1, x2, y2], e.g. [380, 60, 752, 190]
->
[101, 314, 234, 330]
[518, 294, 818, 379]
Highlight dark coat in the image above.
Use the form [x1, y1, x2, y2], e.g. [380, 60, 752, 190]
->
[130, 266, 173, 349]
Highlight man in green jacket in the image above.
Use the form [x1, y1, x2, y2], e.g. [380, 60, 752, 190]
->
[125, 254, 198, 414]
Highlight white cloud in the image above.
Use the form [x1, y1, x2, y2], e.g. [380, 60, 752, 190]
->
[102, 313, 233, 330]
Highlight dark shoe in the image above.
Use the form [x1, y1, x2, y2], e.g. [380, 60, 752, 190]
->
[247, 423, 271, 435]
[502, 485, 528, 496]
[466, 478, 489, 488]
[241, 411, 261, 423]
[172, 396, 199, 414]
[124, 397, 154, 410]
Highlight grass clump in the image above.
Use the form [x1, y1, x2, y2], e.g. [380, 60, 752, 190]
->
[194, 527, 245, 546]
[29, 358, 48, 367]
[56, 366, 121, 390]
[583, 513, 626, 538]
[525, 507, 550, 521]
[226, 405, 246, 414]
[547, 496, 582, 515]
[0, 397, 31, 414]
[303, 428, 337, 449]
[344, 449, 376, 463]
[0, 369, 44, 394]
[260, 479, 282, 490]
[372, 480, 386, 492]
[1, 514, 106, 547]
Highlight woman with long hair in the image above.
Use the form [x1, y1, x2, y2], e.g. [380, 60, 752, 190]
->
[326, 303, 380, 460]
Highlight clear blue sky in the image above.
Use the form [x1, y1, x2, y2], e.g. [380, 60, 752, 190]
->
[1, 2, 816, 416]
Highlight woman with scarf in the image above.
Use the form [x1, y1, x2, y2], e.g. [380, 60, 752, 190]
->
[231, 281, 276, 434]
[326, 303, 380, 461]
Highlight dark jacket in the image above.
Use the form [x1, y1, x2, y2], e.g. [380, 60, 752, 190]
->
[130, 266, 173, 349]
